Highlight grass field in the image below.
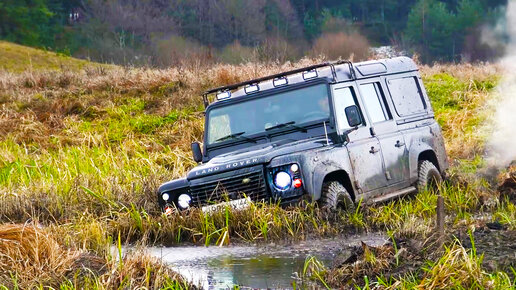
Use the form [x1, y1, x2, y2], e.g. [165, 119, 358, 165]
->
[0, 42, 515, 288]
[0, 41, 108, 73]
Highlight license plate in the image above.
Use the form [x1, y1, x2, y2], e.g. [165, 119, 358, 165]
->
[202, 197, 251, 213]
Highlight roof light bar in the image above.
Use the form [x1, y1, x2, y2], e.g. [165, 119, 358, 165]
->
[244, 84, 259, 94]
[202, 60, 357, 108]
[302, 69, 318, 80]
[216, 91, 231, 100]
[273, 76, 288, 87]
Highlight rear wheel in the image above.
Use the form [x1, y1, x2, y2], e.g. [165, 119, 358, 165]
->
[417, 160, 442, 193]
[320, 181, 355, 212]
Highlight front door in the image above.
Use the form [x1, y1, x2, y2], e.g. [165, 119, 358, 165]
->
[346, 136, 388, 192]
[332, 84, 388, 193]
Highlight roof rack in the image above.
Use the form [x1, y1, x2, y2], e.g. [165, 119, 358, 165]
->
[202, 60, 356, 108]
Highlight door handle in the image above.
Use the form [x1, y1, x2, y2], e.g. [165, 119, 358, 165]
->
[395, 140, 405, 147]
[369, 146, 379, 154]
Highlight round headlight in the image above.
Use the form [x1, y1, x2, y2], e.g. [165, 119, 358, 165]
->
[274, 171, 292, 190]
[177, 194, 191, 209]
[162, 193, 170, 201]
[290, 164, 299, 173]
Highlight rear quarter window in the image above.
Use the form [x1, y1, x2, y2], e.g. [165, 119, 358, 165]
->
[386, 76, 427, 117]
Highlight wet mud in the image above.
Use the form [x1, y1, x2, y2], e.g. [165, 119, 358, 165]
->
[460, 227, 516, 274]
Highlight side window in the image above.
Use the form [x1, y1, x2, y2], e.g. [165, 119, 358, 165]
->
[360, 82, 392, 123]
[387, 76, 427, 117]
[333, 86, 363, 131]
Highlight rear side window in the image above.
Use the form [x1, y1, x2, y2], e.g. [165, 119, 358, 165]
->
[359, 82, 392, 123]
[387, 77, 426, 117]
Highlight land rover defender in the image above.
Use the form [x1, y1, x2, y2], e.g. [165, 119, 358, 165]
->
[157, 57, 448, 213]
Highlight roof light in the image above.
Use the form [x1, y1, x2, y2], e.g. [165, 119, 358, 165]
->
[216, 91, 231, 100]
[244, 84, 259, 94]
[273, 77, 288, 87]
[302, 69, 318, 80]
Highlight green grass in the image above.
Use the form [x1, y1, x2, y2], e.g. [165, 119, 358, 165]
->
[494, 200, 516, 229]
[0, 41, 108, 72]
[423, 72, 496, 159]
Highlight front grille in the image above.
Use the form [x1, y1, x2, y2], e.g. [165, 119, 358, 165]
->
[189, 169, 269, 206]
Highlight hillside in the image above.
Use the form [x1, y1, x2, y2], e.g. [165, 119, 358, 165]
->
[0, 41, 105, 72]
[0, 42, 514, 288]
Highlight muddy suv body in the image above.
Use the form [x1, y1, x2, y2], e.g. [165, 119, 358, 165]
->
[158, 57, 448, 211]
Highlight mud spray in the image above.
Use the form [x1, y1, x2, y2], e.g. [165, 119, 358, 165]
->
[486, 1, 516, 168]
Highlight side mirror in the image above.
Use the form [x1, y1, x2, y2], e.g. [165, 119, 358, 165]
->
[345, 105, 362, 127]
[191, 142, 203, 163]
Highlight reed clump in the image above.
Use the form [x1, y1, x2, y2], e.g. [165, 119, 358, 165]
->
[0, 223, 79, 288]
[0, 223, 191, 289]
[325, 242, 396, 287]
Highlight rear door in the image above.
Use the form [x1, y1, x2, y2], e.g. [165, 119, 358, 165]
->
[356, 79, 409, 186]
[331, 83, 388, 193]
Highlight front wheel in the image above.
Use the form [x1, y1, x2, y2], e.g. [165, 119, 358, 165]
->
[320, 181, 355, 212]
[417, 160, 442, 193]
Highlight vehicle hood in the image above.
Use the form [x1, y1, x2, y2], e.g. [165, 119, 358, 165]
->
[187, 138, 327, 179]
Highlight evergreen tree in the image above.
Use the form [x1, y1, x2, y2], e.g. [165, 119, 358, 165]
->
[405, 0, 455, 62]
[0, 0, 55, 47]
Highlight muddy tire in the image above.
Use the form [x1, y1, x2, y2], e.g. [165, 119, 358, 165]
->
[320, 181, 354, 212]
[417, 160, 442, 192]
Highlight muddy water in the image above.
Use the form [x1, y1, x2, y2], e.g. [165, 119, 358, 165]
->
[144, 233, 387, 289]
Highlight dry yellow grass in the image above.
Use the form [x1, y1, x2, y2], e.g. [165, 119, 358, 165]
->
[0, 223, 190, 288]
[0, 223, 80, 287]
[0, 60, 498, 155]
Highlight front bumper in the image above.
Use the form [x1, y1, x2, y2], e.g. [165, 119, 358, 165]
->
[158, 164, 307, 211]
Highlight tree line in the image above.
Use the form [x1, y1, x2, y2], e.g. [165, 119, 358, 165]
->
[0, 0, 508, 65]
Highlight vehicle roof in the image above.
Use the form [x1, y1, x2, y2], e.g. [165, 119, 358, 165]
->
[206, 56, 418, 109]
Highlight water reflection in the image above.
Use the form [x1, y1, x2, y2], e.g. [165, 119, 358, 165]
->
[145, 233, 387, 289]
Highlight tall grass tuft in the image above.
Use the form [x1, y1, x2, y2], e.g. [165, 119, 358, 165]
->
[0, 223, 192, 289]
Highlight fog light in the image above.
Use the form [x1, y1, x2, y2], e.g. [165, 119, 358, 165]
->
[177, 194, 191, 209]
[293, 178, 302, 188]
[274, 171, 292, 190]
[162, 193, 170, 201]
[290, 164, 299, 173]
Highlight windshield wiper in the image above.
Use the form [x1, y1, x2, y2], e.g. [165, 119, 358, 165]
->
[215, 131, 257, 143]
[265, 121, 307, 133]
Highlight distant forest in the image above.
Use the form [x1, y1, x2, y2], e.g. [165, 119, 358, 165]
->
[0, 0, 509, 65]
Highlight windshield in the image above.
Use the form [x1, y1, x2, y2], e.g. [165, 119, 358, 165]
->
[207, 83, 330, 145]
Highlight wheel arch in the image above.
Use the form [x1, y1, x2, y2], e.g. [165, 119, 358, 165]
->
[418, 150, 440, 171]
[320, 170, 355, 201]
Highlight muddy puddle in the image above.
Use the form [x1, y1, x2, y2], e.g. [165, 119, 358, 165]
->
[141, 233, 387, 289]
